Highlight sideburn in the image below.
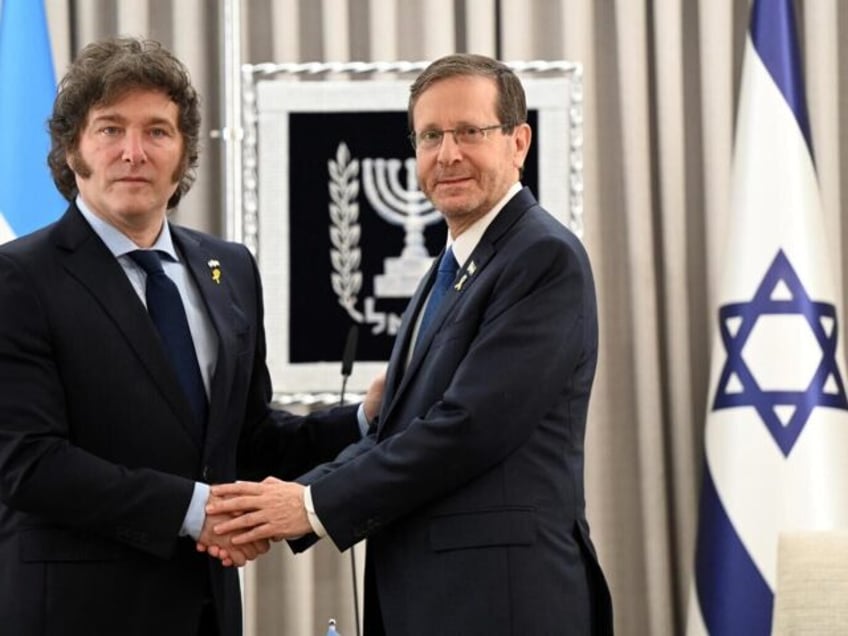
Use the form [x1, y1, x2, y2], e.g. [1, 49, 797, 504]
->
[67, 150, 93, 179]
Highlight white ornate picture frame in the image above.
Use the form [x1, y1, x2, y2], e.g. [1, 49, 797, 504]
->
[240, 62, 583, 401]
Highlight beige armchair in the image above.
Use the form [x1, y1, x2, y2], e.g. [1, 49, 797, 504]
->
[771, 532, 848, 635]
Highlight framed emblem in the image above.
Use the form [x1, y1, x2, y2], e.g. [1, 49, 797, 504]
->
[240, 62, 582, 398]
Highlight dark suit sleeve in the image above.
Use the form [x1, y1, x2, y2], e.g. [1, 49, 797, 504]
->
[232, 244, 362, 482]
[310, 233, 596, 550]
[287, 431, 378, 553]
[236, 404, 362, 482]
[0, 253, 194, 559]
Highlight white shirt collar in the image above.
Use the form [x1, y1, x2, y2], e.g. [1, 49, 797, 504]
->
[75, 196, 179, 261]
[448, 182, 522, 267]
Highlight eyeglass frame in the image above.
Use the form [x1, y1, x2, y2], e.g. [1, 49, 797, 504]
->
[408, 123, 513, 151]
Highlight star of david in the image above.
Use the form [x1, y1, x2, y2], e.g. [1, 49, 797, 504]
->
[712, 249, 848, 456]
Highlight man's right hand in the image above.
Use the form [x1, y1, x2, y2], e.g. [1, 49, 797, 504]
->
[196, 497, 271, 567]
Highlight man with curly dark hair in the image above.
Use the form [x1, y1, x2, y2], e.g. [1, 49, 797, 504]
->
[0, 37, 379, 636]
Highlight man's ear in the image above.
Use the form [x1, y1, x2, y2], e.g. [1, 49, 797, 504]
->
[512, 122, 532, 171]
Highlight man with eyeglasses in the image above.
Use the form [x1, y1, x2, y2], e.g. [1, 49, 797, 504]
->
[207, 53, 613, 635]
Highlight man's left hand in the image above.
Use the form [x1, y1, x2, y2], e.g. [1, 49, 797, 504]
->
[206, 477, 311, 543]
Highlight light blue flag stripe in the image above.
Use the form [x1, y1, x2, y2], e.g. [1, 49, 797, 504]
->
[0, 0, 66, 239]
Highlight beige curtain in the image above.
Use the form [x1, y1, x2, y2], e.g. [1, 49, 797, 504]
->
[40, 1, 848, 634]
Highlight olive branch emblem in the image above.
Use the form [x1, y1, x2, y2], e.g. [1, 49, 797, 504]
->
[328, 143, 364, 321]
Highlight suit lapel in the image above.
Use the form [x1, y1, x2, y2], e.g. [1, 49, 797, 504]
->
[171, 226, 248, 451]
[55, 208, 198, 443]
[380, 188, 537, 429]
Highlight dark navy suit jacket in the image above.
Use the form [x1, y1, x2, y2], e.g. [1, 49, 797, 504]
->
[296, 188, 613, 635]
[0, 205, 360, 636]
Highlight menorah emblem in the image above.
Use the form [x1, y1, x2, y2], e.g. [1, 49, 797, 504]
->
[361, 157, 442, 297]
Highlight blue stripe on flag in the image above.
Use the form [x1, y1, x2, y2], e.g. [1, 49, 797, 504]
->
[749, 0, 811, 151]
[0, 0, 66, 239]
[694, 464, 773, 635]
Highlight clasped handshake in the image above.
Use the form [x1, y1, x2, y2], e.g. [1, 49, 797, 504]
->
[196, 476, 307, 567]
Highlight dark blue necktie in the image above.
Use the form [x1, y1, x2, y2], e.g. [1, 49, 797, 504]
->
[416, 247, 459, 348]
[129, 250, 208, 442]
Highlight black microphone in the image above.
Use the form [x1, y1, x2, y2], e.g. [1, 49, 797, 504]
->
[339, 325, 359, 407]
[338, 324, 361, 636]
[341, 325, 359, 379]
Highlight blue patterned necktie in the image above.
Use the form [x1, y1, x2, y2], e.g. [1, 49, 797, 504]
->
[416, 247, 459, 348]
[129, 250, 208, 442]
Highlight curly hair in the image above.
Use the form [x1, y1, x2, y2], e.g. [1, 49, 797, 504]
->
[407, 54, 527, 134]
[48, 37, 201, 209]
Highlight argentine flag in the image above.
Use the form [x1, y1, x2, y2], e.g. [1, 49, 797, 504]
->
[688, 0, 848, 633]
[0, 0, 65, 244]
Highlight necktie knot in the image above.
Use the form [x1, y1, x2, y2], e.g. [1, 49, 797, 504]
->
[129, 249, 167, 275]
[438, 247, 459, 277]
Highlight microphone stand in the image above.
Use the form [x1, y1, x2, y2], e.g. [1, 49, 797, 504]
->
[339, 326, 362, 636]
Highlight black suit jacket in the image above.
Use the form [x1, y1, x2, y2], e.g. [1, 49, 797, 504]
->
[0, 205, 360, 636]
[296, 188, 613, 635]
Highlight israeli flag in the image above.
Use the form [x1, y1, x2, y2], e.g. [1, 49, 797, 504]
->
[0, 0, 65, 244]
[687, 0, 848, 633]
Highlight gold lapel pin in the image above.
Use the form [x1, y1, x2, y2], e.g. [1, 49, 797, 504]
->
[207, 259, 222, 284]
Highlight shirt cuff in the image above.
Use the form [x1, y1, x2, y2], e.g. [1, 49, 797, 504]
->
[304, 485, 328, 538]
[180, 482, 210, 540]
[356, 402, 371, 437]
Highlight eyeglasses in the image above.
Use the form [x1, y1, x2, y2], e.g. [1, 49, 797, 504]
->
[408, 124, 508, 151]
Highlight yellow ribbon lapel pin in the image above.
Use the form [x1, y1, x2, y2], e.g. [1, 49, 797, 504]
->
[207, 259, 222, 284]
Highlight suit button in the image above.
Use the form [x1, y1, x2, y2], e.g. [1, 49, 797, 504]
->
[202, 466, 212, 482]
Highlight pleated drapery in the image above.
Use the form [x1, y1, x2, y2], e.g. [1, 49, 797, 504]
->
[38, 1, 848, 634]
